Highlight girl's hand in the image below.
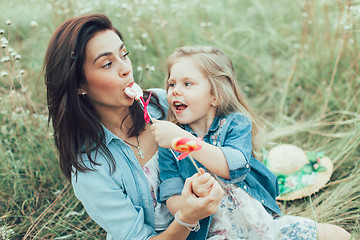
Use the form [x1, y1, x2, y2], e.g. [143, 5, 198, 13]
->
[192, 168, 215, 197]
[150, 120, 193, 148]
[177, 172, 224, 224]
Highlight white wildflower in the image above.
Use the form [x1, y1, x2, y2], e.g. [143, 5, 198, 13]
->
[30, 21, 38, 28]
[141, 32, 149, 39]
[0, 70, 7, 77]
[1, 56, 10, 63]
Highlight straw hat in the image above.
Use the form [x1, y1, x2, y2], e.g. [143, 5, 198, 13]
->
[265, 144, 333, 201]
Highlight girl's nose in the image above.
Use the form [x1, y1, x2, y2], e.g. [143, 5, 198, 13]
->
[172, 86, 182, 96]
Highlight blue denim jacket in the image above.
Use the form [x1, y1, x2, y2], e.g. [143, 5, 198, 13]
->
[72, 88, 169, 240]
[158, 113, 281, 240]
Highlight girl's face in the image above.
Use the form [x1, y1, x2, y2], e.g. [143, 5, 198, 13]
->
[82, 30, 134, 116]
[167, 57, 217, 130]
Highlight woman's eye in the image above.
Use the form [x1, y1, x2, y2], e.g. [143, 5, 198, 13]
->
[168, 83, 175, 88]
[184, 82, 192, 87]
[102, 62, 112, 69]
[121, 51, 130, 60]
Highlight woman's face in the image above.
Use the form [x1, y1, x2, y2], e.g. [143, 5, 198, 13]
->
[82, 30, 135, 114]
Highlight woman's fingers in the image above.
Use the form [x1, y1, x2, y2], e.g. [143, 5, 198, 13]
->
[179, 174, 224, 223]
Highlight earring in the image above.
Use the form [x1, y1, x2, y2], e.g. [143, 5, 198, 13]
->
[211, 103, 216, 107]
[78, 89, 86, 95]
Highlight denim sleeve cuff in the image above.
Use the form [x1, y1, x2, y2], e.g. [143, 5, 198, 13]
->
[219, 146, 251, 183]
[159, 177, 184, 203]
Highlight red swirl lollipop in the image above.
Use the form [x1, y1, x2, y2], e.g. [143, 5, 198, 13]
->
[172, 137, 202, 159]
[171, 137, 202, 174]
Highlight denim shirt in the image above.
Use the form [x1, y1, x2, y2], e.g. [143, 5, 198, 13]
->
[72, 88, 168, 240]
[158, 113, 281, 240]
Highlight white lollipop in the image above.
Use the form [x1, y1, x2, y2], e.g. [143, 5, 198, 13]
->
[124, 82, 143, 100]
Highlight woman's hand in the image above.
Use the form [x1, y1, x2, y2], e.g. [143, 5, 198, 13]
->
[150, 120, 193, 148]
[176, 172, 224, 224]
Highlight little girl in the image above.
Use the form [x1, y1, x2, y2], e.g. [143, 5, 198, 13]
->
[151, 46, 351, 239]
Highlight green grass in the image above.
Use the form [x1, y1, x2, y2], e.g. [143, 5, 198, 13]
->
[1, 0, 359, 238]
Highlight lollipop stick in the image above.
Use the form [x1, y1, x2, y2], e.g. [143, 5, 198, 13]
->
[188, 155, 202, 175]
[137, 99, 183, 165]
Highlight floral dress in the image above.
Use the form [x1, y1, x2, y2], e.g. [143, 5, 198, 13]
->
[143, 153, 317, 239]
[206, 118, 317, 240]
[142, 152, 173, 231]
[207, 180, 317, 239]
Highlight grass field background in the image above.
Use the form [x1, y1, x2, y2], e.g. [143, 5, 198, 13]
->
[0, 0, 359, 239]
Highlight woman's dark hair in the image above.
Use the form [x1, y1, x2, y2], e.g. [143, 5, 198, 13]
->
[44, 14, 164, 180]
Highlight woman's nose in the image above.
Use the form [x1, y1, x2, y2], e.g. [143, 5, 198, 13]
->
[118, 61, 131, 78]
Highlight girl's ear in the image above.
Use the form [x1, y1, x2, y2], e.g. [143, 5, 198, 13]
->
[211, 96, 218, 107]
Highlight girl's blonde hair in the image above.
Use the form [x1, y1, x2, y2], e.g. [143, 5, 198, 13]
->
[165, 45, 263, 155]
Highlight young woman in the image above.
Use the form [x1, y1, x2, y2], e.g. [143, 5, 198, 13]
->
[151, 45, 352, 239]
[44, 15, 224, 240]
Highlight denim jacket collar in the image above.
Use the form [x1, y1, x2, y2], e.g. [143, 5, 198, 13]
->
[183, 115, 223, 137]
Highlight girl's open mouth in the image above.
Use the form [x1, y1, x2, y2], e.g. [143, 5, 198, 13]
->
[173, 101, 187, 111]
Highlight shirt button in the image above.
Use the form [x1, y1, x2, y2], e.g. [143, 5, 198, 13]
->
[246, 163, 249, 168]
[261, 199, 265, 203]
[145, 200, 149, 205]
[243, 186, 247, 190]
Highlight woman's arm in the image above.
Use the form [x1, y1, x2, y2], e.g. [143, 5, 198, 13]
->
[72, 163, 158, 239]
[151, 173, 223, 239]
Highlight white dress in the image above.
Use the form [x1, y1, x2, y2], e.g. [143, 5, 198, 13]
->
[142, 152, 317, 239]
[207, 180, 317, 240]
[141, 152, 173, 231]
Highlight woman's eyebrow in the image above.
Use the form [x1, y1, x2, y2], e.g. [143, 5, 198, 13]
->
[93, 42, 125, 64]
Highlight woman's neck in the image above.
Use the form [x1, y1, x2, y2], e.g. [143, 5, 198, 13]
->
[98, 106, 133, 138]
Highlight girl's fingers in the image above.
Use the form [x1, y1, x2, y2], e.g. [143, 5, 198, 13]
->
[198, 168, 205, 175]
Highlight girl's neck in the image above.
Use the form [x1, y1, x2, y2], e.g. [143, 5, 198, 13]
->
[188, 115, 215, 138]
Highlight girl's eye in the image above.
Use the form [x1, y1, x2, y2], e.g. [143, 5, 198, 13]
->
[184, 82, 192, 87]
[121, 51, 130, 60]
[168, 83, 176, 88]
[102, 62, 112, 69]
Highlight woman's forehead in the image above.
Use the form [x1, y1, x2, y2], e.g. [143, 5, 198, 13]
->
[86, 30, 124, 60]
